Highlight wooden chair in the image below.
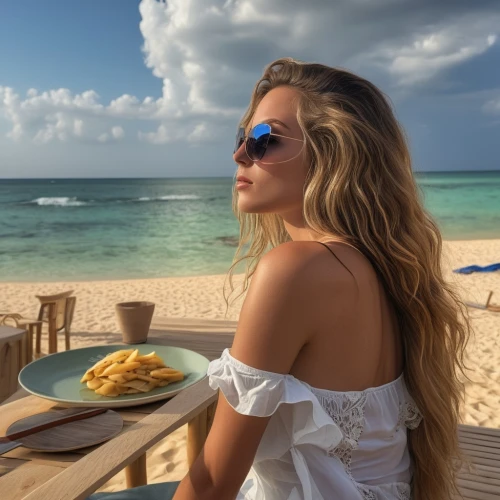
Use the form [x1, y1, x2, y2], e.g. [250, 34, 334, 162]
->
[35, 290, 77, 353]
[19, 378, 500, 500]
[0, 290, 76, 356]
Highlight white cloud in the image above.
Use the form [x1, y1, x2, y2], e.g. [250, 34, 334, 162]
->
[136, 0, 500, 132]
[363, 22, 498, 86]
[138, 124, 171, 144]
[187, 122, 214, 143]
[111, 126, 124, 139]
[1, 0, 499, 145]
[74, 119, 84, 137]
[0, 86, 156, 144]
[97, 126, 125, 143]
[138, 120, 215, 145]
[32, 112, 76, 144]
[0, 86, 106, 143]
[0, 86, 23, 140]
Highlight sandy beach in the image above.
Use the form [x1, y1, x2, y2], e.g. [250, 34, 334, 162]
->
[1, 239, 499, 492]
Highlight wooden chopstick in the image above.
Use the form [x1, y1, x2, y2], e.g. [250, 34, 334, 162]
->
[0, 408, 107, 443]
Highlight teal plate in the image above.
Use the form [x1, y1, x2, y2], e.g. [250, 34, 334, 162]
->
[19, 344, 210, 408]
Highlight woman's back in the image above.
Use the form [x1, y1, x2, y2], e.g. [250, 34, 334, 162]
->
[289, 240, 404, 392]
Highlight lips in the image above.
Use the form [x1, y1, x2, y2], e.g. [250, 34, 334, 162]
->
[236, 176, 253, 184]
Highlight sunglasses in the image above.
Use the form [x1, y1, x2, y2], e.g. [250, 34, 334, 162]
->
[234, 123, 305, 164]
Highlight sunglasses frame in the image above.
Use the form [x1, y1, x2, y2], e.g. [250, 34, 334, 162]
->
[234, 123, 305, 164]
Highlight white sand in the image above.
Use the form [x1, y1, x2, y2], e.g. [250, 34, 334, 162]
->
[1, 239, 499, 491]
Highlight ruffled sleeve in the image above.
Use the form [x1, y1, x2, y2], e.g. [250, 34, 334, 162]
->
[207, 348, 343, 461]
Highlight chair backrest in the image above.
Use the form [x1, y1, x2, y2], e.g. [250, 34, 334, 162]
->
[64, 296, 77, 331]
[0, 313, 23, 327]
[35, 290, 74, 331]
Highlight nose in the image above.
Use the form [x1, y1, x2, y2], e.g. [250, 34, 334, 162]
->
[233, 140, 252, 167]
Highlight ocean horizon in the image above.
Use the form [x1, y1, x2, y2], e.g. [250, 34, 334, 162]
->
[1, 171, 499, 282]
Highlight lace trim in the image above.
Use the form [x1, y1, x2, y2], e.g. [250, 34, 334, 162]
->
[396, 401, 423, 433]
[396, 482, 412, 499]
[312, 390, 418, 500]
[312, 391, 367, 470]
[356, 483, 377, 499]
[313, 391, 374, 498]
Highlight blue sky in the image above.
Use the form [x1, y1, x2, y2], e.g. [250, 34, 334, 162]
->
[0, 1, 156, 101]
[1, 0, 499, 178]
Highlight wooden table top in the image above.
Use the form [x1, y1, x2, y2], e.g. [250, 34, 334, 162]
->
[0, 317, 236, 500]
[71, 316, 238, 361]
[0, 393, 168, 500]
[0, 326, 27, 343]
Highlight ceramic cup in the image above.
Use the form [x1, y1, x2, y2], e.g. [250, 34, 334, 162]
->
[115, 301, 155, 344]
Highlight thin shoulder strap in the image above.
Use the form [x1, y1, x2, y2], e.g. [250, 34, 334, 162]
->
[316, 241, 356, 281]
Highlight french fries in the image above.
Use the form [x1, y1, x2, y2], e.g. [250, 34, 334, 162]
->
[80, 348, 184, 397]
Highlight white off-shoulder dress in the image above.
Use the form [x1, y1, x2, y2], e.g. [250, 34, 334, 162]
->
[207, 348, 423, 500]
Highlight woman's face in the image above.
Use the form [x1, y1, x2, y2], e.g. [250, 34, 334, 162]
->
[233, 86, 309, 215]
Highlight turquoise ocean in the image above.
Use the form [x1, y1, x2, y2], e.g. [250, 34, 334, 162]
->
[1, 172, 499, 282]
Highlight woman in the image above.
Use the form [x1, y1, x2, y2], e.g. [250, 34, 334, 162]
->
[90, 58, 472, 500]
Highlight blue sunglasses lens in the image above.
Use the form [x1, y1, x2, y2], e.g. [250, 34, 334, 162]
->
[234, 124, 271, 161]
[248, 124, 271, 160]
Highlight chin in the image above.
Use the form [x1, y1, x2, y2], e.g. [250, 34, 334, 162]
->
[237, 204, 258, 214]
[237, 200, 274, 214]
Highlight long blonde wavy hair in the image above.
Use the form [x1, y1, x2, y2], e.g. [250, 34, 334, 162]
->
[223, 57, 473, 499]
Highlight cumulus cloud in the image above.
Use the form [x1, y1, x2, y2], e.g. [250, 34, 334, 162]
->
[0, 85, 163, 144]
[98, 126, 125, 143]
[138, 124, 171, 144]
[362, 21, 498, 86]
[0, 0, 499, 144]
[0, 86, 105, 143]
[32, 113, 84, 144]
[135, 0, 499, 140]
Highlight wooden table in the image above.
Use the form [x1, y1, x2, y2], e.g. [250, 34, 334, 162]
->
[0, 317, 236, 500]
[0, 326, 30, 404]
[0, 316, 42, 361]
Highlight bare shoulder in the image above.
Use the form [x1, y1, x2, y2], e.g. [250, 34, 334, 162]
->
[258, 240, 369, 288]
[257, 240, 362, 276]
[230, 241, 365, 373]
[265, 240, 377, 318]
[257, 240, 324, 271]
[230, 242, 332, 373]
